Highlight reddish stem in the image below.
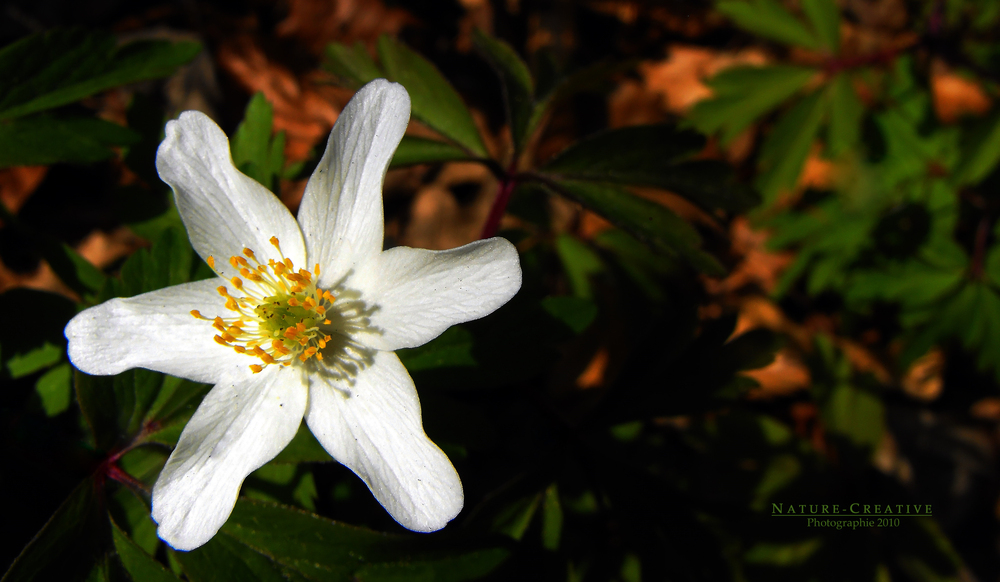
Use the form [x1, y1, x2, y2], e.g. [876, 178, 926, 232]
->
[823, 48, 900, 75]
[480, 160, 519, 239]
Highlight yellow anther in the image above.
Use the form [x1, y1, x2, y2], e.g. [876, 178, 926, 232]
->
[243, 248, 255, 258]
[318, 338, 327, 349]
[296, 322, 306, 332]
[221, 333, 236, 342]
[213, 335, 228, 346]
[240, 268, 251, 277]
[226, 326, 242, 337]
[225, 298, 238, 310]
[249, 364, 263, 374]
[284, 258, 294, 270]
[303, 297, 316, 309]
[237, 257, 248, 267]
[270, 236, 280, 248]
[217, 286, 229, 297]
[246, 272, 263, 282]
[207, 256, 215, 269]
[229, 257, 240, 269]
[316, 305, 326, 315]
[286, 273, 303, 283]
[314, 264, 321, 276]
[257, 264, 267, 272]
[288, 297, 300, 307]
[315, 352, 323, 361]
[234, 346, 246, 353]
[191, 310, 203, 319]
[284, 327, 299, 339]
[273, 262, 286, 275]
[290, 285, 303, 293]
[260, 352, 276, 365]
[298, 269, 311, 280]
[231, 277, 243, 289]
[323, 291, 335, 302]
[323, 319, 331, 324]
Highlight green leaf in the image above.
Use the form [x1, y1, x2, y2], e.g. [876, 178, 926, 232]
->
[801, 0, 841, 53]
[0, 288, 76, 377]
[323, 42, 384, 88]
[686, 65, 816, 143]
[821, 383, 885, 450]
[397, 326, 477, 371]
[541, 124, 758, 212]
[376, 35, 488, 157]
[0, 116, 139, 167]
[472, 29, 534, 152]
[954, 106, 1000, 186]
[0, 29, 200, 121]
[555, 234, 605, 299]
[756, 89, 826, 204]
[232, 93, 284, 192]
[717, 0, 820, 50]
[35, 362, 73, 416]
[40, 241, 107, 298]
[542, 178, 725, 275]
[173, 498, 509, 581]
[2, 478, 108, 582]
[827, 73, 863, 156]
[540, 296, 598, 334]
[269, 423, 334, 464]
[110, 518, 180, 582]
[541, 483, 563, 551]
[389, 135, 475, 168]
[492, 494, 542, 541]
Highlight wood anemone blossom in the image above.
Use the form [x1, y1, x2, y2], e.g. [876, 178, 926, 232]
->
[65, 79, 522, 551]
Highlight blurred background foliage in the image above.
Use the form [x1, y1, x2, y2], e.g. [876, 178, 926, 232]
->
[1, 0, 999, 580]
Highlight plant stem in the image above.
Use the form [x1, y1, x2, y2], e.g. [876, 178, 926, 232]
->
[480, 160, 519, 239]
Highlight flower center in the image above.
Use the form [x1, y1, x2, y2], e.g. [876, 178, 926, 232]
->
[192, 236, 336, 374]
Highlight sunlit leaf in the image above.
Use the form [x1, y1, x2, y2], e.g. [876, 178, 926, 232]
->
[827, 73, 863, 156]
[323, 42, 383, 88]
[377, 35, 488, 157]
[686, 65, 816, 143]
[801, 0, 841, 53]
[756, 89, 826, 203]
[717, 0, 820, 50]
[35, 362, 73, 416]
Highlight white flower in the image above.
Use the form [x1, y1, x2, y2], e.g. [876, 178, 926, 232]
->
[64, 79, 522, 551]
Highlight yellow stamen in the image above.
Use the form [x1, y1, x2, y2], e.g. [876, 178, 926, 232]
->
[250, 364, 263, 374]
[207, 256, 215, 269]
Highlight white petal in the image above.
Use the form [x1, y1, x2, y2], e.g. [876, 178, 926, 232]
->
[305, 351, 462, 532]
[349, 237, 522, 351]
[65, 279, 252, 385]
[152, 366, 307, 551]
[298, 79, 410, 288]
[156, 111, 306, 272]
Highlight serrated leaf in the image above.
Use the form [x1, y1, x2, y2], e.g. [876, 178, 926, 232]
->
[389, 135, 475, 168]
[2, 478, 108, 582]
[954, 106, 1000, 186]
[377, 35, 488, 157]
[827, 73, 863, 156]
[801, 0, 841, 53]
[110, 518, 180, 582]
[186, 498, 510, 581]
[0, 116, 140, 167]
[541, 178, 725, 275]
[323, 42, 383, 88]
[541, 124, 711, 196]
[756, 89, 826, 204]
[686, 65, 816, 143]
[0, 30, 200, 121]
[717, 0, 820, 50]
[472, 29, 534, 151]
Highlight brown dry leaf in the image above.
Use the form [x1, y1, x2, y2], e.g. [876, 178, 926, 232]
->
[970, 397, 1000, 421]
[0, 167, 47, 216]
[75, 227, 144, 270]
[639, 45, 767, 116]
[401, 162, 497, 250]
[706, 218, 794, 297]
[931, 60, 991, 123]
[218, 34, 345, 163]
[276, 0, 413, 56]
[902, 348, 944, 401]
[744, 350, 811, 398]
[576, 346, 610, 389]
